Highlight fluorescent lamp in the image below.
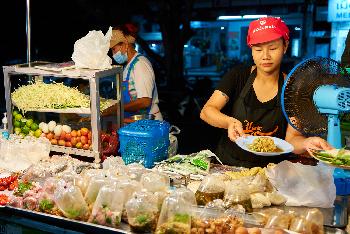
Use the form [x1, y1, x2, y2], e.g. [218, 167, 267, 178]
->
[294, 27, 301, 31]
[221, 27, 225, 30]
[217, 16, 242, 20]
[242, 15, 267, 19]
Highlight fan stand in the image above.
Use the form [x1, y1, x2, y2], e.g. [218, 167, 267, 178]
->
[327, 114, 342, 149]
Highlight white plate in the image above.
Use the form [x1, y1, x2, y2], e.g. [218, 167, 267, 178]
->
[235, 136, 294, 156]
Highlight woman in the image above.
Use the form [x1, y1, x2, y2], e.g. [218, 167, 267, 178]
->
[200, 17, 332, 168]
[108, 23, 162, 120]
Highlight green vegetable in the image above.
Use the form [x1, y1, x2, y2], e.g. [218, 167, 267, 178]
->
[15, 182, 33, 196]
[39, 199, 54, 211]
[66, 208, 81, 218]
[313, 149, 350, 166]
[136, 214, 150, 225]
[173, 213, 190, 223]
[106, 216, 112, 224]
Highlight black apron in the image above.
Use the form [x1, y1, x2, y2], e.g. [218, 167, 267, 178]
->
[215, 68, 289, 168]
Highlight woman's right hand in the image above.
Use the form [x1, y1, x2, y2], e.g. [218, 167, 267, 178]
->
[227, 118, 244, 142]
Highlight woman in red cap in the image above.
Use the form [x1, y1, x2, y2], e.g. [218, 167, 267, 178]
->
[200, 17, 332, 167]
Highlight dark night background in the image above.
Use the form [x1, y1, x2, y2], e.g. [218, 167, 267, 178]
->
[0, 0, 343, 154]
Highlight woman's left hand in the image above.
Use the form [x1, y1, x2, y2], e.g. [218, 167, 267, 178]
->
[303, 137, 333, 155]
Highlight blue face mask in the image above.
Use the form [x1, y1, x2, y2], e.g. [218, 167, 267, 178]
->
[113, 51, 128, 64]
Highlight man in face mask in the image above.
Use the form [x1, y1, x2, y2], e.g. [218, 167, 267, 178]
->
[108, 24, 163, 121]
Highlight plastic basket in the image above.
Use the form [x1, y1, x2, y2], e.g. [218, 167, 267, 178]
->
[118, 120, 170, 168]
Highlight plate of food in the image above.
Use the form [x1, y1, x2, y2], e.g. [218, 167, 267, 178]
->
[235, 136, 294, 156]
[309, 148, 350, 169]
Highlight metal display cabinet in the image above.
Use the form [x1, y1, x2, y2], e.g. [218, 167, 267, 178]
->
[2, 62, 124, 163]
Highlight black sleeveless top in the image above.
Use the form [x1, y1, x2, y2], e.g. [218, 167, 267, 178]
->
[215, 65, 289, 168]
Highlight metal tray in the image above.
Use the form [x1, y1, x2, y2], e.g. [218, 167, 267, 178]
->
[0, 206, 132, 234]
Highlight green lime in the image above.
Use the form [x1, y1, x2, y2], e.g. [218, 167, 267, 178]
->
[26, 119, 33, 127]
[14, 121, 21, 128]
[22, 125, 30, 134]
[12, 110, 19, 117]
[19, 133, 26, 138]
[14, 127, 21, 135]
[20, 119, 27, 127]
[15, 114, 23, 121]
[30, 123, 39, 131]
[34, 129, 42, 138]
[29, 130, 34, 136]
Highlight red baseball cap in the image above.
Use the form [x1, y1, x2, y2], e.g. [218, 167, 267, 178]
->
[247, 17, 290, 47]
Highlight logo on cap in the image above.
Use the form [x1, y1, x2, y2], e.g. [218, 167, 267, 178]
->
[260, 20, 266, 25]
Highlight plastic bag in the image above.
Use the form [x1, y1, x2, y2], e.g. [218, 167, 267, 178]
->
[125, 190, 159, 233]
[265, 161, 336, 208]
[168, 125, 180, 157]
[155, 193, 192, 234]
[84, 175, 108, 205]
[224, 179, 252, 212]
[88, 185, 124, 227]
[71, 27, 112, 70]
[54, 184, 89, 220]
[140, 172, 170, 193]
[195, 174, 225, 206]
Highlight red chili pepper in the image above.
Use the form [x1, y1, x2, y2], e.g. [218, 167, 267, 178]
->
[0, 186, 6, 191]
[0, 194, 9, 205]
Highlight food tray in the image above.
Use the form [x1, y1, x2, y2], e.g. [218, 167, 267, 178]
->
[309, 149, 350, 170]
[1, 206, 131, 234]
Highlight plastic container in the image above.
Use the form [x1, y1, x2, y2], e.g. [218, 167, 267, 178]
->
[155, 195, 192, 234]
[118, 120, 170, 168]
[54, 184, 89, 220]
[195, 174, 225, 206]
[125, 190, 159, 233]
[88, 185, 124, 227]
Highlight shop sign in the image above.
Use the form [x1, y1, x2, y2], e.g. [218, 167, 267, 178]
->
[328, 0, 350, 22]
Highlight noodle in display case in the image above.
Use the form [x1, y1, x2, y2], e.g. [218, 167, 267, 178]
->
[3, 62, 124, 162]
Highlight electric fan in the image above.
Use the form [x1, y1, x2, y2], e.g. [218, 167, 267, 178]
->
[281, 57, 350, 149]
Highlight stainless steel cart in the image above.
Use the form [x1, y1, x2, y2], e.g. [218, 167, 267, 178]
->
[2, 62, 124, 163]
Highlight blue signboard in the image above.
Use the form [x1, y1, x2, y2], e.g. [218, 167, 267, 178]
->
[328, 0, 350, 22]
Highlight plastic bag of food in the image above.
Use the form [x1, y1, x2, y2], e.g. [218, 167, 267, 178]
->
[264, 214, 292, 229]
[265, 191, 286, 206]
[54, 184, 89, 220]
[141, 172, 170, 193]
[80, 169, 105, 195]
[303, 208, 324, 234]
[250, 193, 271, 209]
[116, 179, 142, 203]
[38, 191, 60, 215]
[224, 180, 252, 212]
[88, 185, 124, 227]
[289, 216, 312, 234]
[125, 190, 159, 233]
[84, 175, 108, 205]
[191, 206, 244, 234]
[169, 187, 196, 206]
[127, 163, 146, 181]
[248, 174, 267, 194]
[71, 27, 112, 69]
[265, 161, 336, 208]
[102, 156, 125, 170]
[195, 174, 225, 206]
[155, 194, 192, 234]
